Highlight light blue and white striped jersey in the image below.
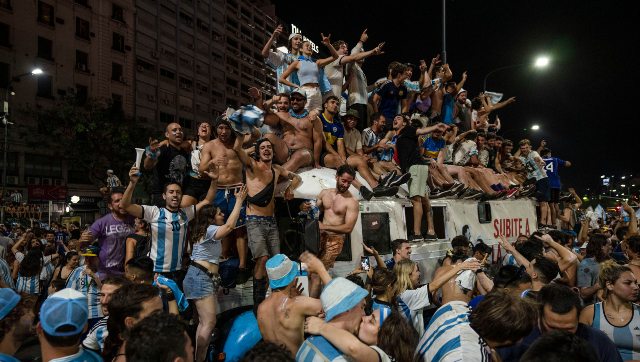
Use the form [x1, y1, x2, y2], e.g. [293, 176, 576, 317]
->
[0, 258, 14, 289]
[502, 253, 518, 266]
[82, 316, 108, 353]
[371, 299, 393, 326]
[42, 258, 56, 282]
[143, 205, 196, 273]
[593, 302, 640, 361]
[416, 301, 492, 362]
[397, 283, 432, 336]
[16, 274, 40, 295]
[296, 335, 349, 362]
[66, 265, 103, 319]
[14, 253, 52, 295]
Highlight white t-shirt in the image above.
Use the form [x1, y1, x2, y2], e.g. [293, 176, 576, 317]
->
[325, 55, 346, 98]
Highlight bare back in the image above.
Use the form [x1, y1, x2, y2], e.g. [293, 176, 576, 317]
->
[201, 139, 243, 185]
[433, 262, 473, 305]
[257, 292, 319, 356]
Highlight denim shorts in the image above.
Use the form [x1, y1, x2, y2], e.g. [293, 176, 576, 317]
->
[183, 265, 220, 300]
[246, 215, 280, 259]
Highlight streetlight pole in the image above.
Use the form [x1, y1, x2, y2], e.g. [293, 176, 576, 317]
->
[1, 68, 43, 223]
[483, 56, 550, 92]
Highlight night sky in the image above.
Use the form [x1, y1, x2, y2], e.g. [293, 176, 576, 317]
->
[272, 0, 638, 196]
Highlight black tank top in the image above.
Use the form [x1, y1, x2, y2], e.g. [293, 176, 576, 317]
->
[246, 168, 276, 207]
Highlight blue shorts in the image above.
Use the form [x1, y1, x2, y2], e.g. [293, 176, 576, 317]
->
[535, 178, 551, 202]
[214, 185, 246, 227]
[183, 265, 220, 300]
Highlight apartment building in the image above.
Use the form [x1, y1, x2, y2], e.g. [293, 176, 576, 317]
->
[0, 0, 279, 222]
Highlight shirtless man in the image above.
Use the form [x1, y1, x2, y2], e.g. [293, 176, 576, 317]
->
[306, 164, 359, 297]
[198, 119, 250, 282]
[263, 91, 321, 172]
[233, 136, 301, 311]
[257, 253, 322, 357]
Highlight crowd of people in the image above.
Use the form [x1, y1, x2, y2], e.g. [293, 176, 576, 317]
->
[0, 24, 637, 362]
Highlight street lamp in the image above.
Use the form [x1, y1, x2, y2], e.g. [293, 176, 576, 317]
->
[483, 55, 551, 91]
[2, 67, 43, 222]
[531, 124, 540, 131]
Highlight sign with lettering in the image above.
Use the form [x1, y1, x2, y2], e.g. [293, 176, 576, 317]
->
[291, 24, 319, 53]
[28, 185, 67, 201]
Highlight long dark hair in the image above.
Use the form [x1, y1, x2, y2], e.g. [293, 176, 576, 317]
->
[61, 251, 78, 268]
[103, 284, 160, 361]
[19, 250, 43, 277]
[586, 233, 609, 262]
[190, 204, 218, 245]
[377, 312, 418, 362]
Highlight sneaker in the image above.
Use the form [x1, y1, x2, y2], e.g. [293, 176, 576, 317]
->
[423, 233, 438, 241]
[506, 188, 518, 198]
[449, 182, 466, 195]
[387, 172, 411, 187]
[430, 188, 453, 199]
[360, 186, 374, 201]
[380, 171, 397, 187]
[460, 188, 482, 199]
[235, 267, 251, 285]
[372, 185, 399, 198]
[409, 234, 423, 242]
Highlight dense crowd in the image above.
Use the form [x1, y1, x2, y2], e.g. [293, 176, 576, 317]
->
[0, 24, 637, 362]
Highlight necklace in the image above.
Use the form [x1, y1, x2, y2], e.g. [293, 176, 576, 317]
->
[289, 109, 308, 119]
[604, 301, 631, 323]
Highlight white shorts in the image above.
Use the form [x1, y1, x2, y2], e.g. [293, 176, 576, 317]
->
[302, 85, 322, 112]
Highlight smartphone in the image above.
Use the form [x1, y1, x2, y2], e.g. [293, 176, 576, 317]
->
[360, 256, 370, 271]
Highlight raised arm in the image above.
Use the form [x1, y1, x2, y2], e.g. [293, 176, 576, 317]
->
[455, 71, 468, 94]
[143, 137, 161, 170]
[261, 25, 282, 58]
[316, 33, 340, 68]
[568, 188, 582, 208]
[232, 134, 255, 169]
[300, 251, 332, 286]
[362, 243, 386, 269]
[341, 42, 384, 64]
[428, 259, 482, 293]
[416, 122, 447, 136]
[622, 202, 638, 237]
[498, 235, 531, 271]
[213, 186, 247, 240]
[536, 234, 577, 273]
[275, 165, 302, 200]
[120, 166, 144, 218]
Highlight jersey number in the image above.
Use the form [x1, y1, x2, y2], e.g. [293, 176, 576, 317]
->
[545, 162, 554, 173]
[170, 221, 181, 231]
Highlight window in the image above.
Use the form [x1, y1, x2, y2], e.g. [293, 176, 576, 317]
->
[37, 75, 53, 98]
[0, 62, 9, 88]
[160, 112, 175, 123]
[179, 77, 192, 90]
[112, 93, 122, 110]
[112, 32, 125, 52]
[112, 3, 124, 22]
[160, 68, 175, 80]
[76, 84, 88, 103]
[178, 117, 193, 129]
[0, 22, 9, 47]
[37, 1, 54, 27]
[75, 17, 90, 40]
[75, 50, 89, 72]
[179, 12, 193, 26]
[37, 36, 53, 60]
[74, 0, 89, 7]
[111, 63, 123, 82]
[136, 58, 155, 72]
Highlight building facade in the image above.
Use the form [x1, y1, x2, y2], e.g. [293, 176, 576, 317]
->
[0, 0, 278, 223]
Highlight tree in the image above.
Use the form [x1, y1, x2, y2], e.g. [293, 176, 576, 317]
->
[28, 96, 150, 188]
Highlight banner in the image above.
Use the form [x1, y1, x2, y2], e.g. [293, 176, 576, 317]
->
[28, 185, 67, 201]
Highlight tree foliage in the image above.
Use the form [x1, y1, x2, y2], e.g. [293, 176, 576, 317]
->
[29, 96, 150, 187]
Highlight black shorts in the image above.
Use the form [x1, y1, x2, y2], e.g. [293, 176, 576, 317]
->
[183, 177, 211, 201]
[535, 178, 551, 202]
[550, 188, 560, 203]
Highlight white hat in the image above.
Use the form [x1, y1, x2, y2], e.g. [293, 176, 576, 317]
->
[321, 277, 368, 322]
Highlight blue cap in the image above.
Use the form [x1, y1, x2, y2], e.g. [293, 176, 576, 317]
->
[40, 288, 88, 337]
[266, 254, 300, 290]
[0, 288, 21, 320]
[321, 277, 369, 322]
